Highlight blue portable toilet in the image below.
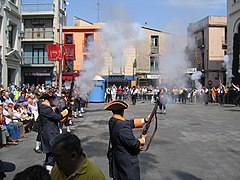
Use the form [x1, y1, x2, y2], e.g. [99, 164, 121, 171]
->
[89, 75, 105, 102]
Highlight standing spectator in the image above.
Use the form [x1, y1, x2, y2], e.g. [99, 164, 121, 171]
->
[142, 86, 147, 103]
[50, 133, 106, 180]
[131, 86, 138, 105]
[117, 85, 123, 100]
[211, 87, 217, 103]
[158, 88, 167, 114]
[203, 86, 209, 105]
[111, 84, 117, 101]
[217, 85, 225, 106]
[38, 91, 68, 171]
[105, 86, 112, 103]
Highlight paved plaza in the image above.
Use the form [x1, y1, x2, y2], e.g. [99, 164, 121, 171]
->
[1, 101, 240, 180]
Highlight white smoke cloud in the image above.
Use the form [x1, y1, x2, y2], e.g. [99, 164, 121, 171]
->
[222, 55, 233, 85]
[74, 4, 145, 98]
[74, 39, 106, 98]
[191, 71, 203, 91]
[158, 35, 190, 88]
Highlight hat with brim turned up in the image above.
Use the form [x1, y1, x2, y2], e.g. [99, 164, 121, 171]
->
[0, 160, 16, 173]
[104, 101, 128, 113]
[39, 91, 56, 100]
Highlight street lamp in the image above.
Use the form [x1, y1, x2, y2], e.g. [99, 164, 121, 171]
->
[59, 0, 68, 96]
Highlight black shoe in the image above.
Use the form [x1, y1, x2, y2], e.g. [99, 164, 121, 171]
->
[34, 148, 42, 153]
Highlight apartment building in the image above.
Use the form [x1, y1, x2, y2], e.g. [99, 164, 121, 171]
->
[60, 17, 170, 87]
[58, 17, 100, 81]
[187, 16, 227, 87]
[21, 0, 63, 85]
[136, 26, 170, 86]
[227, 0, 240, 84]
[0, 0, 22, 87]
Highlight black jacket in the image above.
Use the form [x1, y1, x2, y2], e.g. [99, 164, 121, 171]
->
[109, 114, 141, 180]
[39, 101, 64, 153]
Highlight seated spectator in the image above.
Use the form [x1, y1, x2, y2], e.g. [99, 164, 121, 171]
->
[3, 92, 14, 104]
[50, 133, 106, 180]
[16, 92, 27, 104]
[1, 104, 21, 142]
[0, 159, 16, 180]
[0, 125, 19, 147]
[13, 165, 51, 180]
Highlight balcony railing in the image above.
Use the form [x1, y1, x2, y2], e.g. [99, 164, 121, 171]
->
[24, 30, 54, 40]
[108, 66, 125, 75]
[197, 39, 205, 49]
[150, 66, 159, 74]
[22, 3, 55, 13]
[150, 46, 159, 54]
[22, 56, 53, 65]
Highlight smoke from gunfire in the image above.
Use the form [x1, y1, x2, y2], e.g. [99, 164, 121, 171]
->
[74, 4, 144, 98]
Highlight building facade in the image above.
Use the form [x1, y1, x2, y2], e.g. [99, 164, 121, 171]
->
[21, 0, 63, 86]
[136, 27, 170, 86]
[0, 0, 22, 87]
[57, 17, 100, 81]
[60, 18, 170, 88]
[227, 0, 240, 84]
[187, 16, 227, 87]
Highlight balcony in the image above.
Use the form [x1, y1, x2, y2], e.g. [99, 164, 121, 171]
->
[23, 30, 54, 41]
[222, 37, 227, 49]
[150, 45, 159, 54]
[108, 66, 125, 75]
[150, 66, 159, 74]
[22, 56, 53, 65]
[22, 3, 55, 15]
[197, 39, 205, 49]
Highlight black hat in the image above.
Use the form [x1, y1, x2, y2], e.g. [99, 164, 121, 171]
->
[39, 91, 56, 100]
[0, 160, 16, 173]
[104, 101, 128, 113]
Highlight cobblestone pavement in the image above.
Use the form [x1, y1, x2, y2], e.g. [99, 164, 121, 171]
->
[1, 101, 240, 180]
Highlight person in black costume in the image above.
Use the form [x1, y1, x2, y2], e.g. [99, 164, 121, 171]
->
[38, 91, 68, 172]
[104, 100, 148, 180]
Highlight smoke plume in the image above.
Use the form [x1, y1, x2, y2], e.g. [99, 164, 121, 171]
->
[222, 55, 233, 85]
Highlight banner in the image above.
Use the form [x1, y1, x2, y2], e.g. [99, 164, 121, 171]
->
[64, 44, 75, 60]
[46, 44, 60, 61]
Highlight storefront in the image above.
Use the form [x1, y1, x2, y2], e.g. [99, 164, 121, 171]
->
[102, 75, 136, 88]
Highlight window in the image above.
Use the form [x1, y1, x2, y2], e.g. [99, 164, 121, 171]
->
[7, 25, 14, 48]
[150, 57, 159, 73]
[151, 36, 159, 54]
[151, 36, 159, 47]
[23, 44, 51, 64]
[83, 34, 93, 52]
[65, 34, 73, 44]
[65, 59, 73, 72]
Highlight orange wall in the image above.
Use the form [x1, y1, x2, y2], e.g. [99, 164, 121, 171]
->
[57, 25, 100, 73]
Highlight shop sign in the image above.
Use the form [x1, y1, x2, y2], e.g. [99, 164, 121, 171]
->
[24, 72, 52, 77]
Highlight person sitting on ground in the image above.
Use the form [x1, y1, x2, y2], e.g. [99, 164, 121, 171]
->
[13, 165, 51, 180]
[50, 133, 106, 180]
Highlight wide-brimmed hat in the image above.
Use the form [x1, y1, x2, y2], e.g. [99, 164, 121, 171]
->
[104, 101, 128, 113]
[39, 91, 56, 100]
[0, 160, 15, 173]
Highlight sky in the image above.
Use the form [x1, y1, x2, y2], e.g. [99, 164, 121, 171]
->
[65, 0, 227, 35]
[22, 0, 227, 34]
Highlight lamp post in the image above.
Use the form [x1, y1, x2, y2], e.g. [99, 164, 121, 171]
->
[59, 0, 68, 96]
